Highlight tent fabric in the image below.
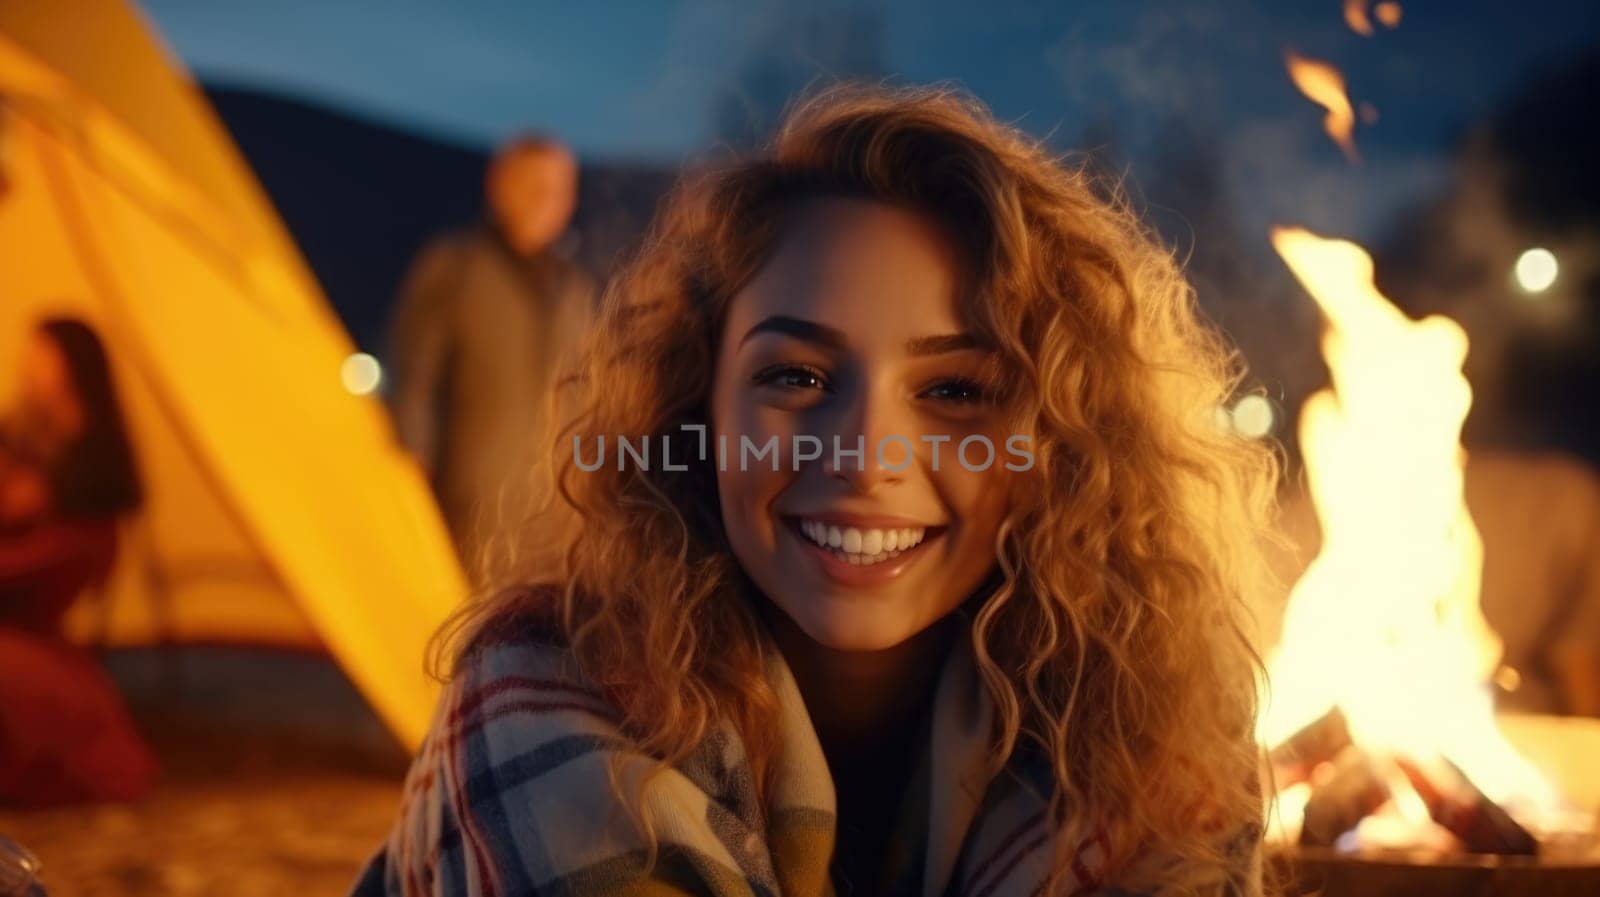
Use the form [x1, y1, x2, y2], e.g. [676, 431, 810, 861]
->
[0, 0, 467, 750]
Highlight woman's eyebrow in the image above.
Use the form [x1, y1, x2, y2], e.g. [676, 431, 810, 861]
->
[738, 317, 986, 357]
[738, 315, 848, 350]
[905, 332, 985, 356]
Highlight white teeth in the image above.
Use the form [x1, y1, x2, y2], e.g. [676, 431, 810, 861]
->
[794, 518, 930, 563]
[842, 527, 862, 553]
[861, 529, 884, 555]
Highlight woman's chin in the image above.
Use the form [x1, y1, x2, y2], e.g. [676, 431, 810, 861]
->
[786, 603, 921, 654]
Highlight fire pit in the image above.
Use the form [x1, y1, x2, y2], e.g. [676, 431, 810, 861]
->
[1266, 713, 1600, 895]
[1255, 227, 1600, 892]
[1272, 846, 1600, 897]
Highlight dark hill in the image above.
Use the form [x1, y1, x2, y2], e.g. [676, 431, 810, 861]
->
[205, 85, 675, 350]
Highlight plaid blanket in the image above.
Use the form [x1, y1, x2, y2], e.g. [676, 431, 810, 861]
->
[350, 624, 1258, 897]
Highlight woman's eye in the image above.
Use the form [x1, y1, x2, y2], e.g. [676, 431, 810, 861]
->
[752, 364, 830, 392]
[920, 378, 988, 404]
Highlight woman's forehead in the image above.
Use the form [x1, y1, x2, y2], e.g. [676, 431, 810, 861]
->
[724, 197, 969, 352]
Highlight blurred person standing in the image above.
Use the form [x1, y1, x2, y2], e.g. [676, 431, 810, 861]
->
[386, 136, 596, 577]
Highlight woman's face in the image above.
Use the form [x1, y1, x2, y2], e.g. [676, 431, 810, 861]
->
[711, 198, 1014, 653]
[19, 333, 83, 446]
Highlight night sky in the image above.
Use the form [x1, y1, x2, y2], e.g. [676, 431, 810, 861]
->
[141, 0, 1600, 244]
[134, 1, 1600, 460]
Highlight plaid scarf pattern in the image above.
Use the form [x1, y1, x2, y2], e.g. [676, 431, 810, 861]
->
[350, 625, 1260, 897]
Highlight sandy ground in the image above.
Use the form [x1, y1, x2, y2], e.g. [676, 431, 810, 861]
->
[0, 648, 411, 897]
[8, 650, 1597, 897]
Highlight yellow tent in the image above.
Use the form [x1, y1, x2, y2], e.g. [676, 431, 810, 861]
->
[0, 0, 466, 749]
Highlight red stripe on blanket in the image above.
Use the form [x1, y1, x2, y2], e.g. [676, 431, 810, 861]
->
[970, 826, 1107, 897]
[1066, 838, 1102, 896]
[1066, 831, 1112, 897]
[973, 829, 1050, 897]
[403, 766, 435, 800]
[435, 677, 619, 896]
[963, 810, 1045, 896]
[407, 844, 426, 897]
[451, 676, 609, 724]
[446, 699, 622, 746]
[444, 681, 501, 897]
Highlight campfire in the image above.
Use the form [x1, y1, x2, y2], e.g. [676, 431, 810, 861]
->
[1255, 227, 1600, 866]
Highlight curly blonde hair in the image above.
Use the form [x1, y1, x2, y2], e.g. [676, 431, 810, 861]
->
[440, 84, 1280, 896]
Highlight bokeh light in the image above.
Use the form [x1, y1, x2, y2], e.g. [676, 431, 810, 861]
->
[1230, 394, 1277, 439]
[340, 352, 383, 395]
[1514, 247, 1558, 294]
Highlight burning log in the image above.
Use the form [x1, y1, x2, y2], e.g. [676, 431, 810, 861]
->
[1397, 757, 1539, 856]
[1274, 735, 1543, 855]
[1275, 848, 1600, 897]
[1270, 707, 1353, 788]
[1298, 746, 1390, 849]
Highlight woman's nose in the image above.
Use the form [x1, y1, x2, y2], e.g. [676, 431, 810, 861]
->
[818, 389, 909, 492]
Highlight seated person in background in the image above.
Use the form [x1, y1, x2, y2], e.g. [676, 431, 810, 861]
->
[0, 317, 157, 807]
[1464, 451, 1600, 717]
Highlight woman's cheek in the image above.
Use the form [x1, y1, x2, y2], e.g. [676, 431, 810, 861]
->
[716, 402, 794, 545]
[935, 442, 1013, 551]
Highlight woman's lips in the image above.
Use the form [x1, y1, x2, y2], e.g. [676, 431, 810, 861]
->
[780, 515, 944, 588]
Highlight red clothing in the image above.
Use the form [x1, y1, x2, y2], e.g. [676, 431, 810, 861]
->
[0, 516, 117, 634]
[0, 516, 158, 806]
[0, 628, 158, 807]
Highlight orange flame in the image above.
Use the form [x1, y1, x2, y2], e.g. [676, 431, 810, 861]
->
[1347, 1, 1402, 34]
[1344, 0, 1375, 35]
[1284, 51, 1360, 163]
[1260, 227, 1570, 845]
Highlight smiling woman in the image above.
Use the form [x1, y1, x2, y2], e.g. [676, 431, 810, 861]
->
[714, 198, 1015, 661]
[353, 85, 1280, 897]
